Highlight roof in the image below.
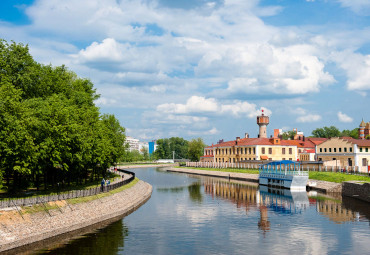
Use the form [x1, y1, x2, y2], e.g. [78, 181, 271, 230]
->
[260, 155, 269, 160]
[341, 137, 370, 146]
[360, 119, 366, 127]
[301, 149, 315, 154]
[262, 160, 299, 166]
[307, 137, 328, 146]
[213, 138, 301, 147]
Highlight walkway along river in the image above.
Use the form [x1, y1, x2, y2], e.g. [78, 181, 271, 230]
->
[26, 166, 370, 255]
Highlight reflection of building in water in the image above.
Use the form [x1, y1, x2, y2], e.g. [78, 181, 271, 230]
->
[203, 179, 258, 213]
[258, 206, 270, 233]
[316, 200, 359, 223]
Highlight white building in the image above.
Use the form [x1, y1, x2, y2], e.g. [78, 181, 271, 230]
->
[125, 136, 140, 152]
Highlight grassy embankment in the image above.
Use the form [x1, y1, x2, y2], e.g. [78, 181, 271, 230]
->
[177, 166, 370, 183]
[22, 178, 139, 214]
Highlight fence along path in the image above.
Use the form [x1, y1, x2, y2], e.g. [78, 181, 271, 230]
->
[0, 168, 135, 209]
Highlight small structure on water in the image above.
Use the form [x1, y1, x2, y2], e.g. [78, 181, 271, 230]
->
[259, 160, 308, 191]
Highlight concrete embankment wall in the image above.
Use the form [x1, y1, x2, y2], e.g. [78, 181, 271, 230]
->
[0, 180, 152, 254]
[342, 181, 370, 203]
[167, 167, 343, 194]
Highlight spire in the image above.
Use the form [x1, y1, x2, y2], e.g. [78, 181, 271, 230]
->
[360, 119, 366, 127]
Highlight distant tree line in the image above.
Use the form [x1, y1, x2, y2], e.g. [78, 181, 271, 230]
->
[0, 40, 126, 192]
[153, 137, 206, 162]
[311, 126, 359, 139]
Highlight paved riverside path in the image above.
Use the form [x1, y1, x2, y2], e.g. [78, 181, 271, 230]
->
[0, 180, 152, 254]
[167, 167, 342, 193]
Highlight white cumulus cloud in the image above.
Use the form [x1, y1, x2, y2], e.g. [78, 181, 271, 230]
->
[337, 111, 353, 123]
[297, 114, 322, 123]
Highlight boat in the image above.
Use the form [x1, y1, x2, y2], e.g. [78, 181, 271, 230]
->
[259, 160, 308, 191]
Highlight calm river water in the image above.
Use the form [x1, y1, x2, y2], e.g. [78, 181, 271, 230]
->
[35, 167, 370, 255]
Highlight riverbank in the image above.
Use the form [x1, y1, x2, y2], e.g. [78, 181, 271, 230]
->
[118, 163, 178, 169]
[0, 179, 152, 254]
[167, 167, 342, 193]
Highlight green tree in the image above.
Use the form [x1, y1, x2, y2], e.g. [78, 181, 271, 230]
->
[154, 137, 189, 160]
[340, 128, 359, 139]
[281, 131, 296, 140]
[188, 138, 206, 162]
[311, 126, 341, 138]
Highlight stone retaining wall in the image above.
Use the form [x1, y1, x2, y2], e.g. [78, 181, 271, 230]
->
[342, 181, 370, 203]
[0, 180, 152, 254]
[168, 167, 343, 194]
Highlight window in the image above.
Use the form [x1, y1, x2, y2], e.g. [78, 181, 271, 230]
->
[366, 148, 369, 152]
[269, 148, 272, 154]
[282, 158, 285, 160]
[334, 148, 336, 152]
[320, 148, 322, 152]
[245, 148, 247, 154]
[282, 148, 286, 154]
[229, 148, 231, 154]
[253, 148, 256, 154]
[262, 147, 265, 154]
[289, 158, 292, 160]
[289, 148, 292, 154]
[329, 148, 332, 152]
[344, 148, 347, 152]
[215, 158, 217, 162]
[222, 158, 224, 162]
[222, 149, 224, 154]
[249, 148, 251, 154]
[324, 148, 327, 152]
[237, 148, 239, 154]
[350, 147, 353, 152]
[360, 148, 363, 152]
[339, 148, 342, 152]
[233, 158, 235, 163]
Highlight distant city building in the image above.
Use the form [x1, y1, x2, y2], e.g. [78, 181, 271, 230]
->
[149, 141, 157, 155]
[126, 137, 155, 154]
[125, 136, 140, 152]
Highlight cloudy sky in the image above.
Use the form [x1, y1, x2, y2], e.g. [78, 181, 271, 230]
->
[1, 0, 369, 144]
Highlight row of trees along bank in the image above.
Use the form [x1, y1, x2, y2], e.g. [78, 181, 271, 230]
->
[153, 137, 206, 162]
[0, 40, 126, 193]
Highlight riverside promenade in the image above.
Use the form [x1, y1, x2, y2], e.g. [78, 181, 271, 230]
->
[167, 167, 342, 193]
[0, 177, 152, 254]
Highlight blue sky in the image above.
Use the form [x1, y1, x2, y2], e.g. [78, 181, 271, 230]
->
[1, 0, 370, 144]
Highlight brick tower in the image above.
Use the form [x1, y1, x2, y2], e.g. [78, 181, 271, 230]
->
[257, 110, 269, 138]
[359, 119, 366, 139]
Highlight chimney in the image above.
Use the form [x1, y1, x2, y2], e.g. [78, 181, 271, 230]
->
[245, 133, 249, 138]
[274, 129, 280, 138]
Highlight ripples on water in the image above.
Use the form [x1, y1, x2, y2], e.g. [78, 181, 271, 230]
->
[34, 167, 370, 255]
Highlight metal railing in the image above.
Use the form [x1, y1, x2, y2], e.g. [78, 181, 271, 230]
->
[0, 169, 135, 209]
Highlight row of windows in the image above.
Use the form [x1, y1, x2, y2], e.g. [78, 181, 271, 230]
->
[261, 147, 292, 155]
[215, 147, 256, 155]
[360, 148, 369, 153]
[319, 147, 353, 153]
[215, 158, 256, 163]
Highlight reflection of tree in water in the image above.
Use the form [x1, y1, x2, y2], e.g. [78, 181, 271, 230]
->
[157, 186, 186, 193]
[188, 182, 202, 203]
[38, 220, 128, 255]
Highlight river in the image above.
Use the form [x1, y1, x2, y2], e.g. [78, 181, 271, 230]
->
[34, 167, 370, 254]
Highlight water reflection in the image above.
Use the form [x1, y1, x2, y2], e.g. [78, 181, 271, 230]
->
[188, 182, 203, 203]
[36, 219, 128, 254]
[30, 167, 370, 255]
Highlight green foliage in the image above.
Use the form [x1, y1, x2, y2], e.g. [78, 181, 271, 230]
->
[0, 39, 126, 193]
[154, 137, 189, 159]
[281, 130, 296, 140]
[187, 138, 206, 162]
[311, 126, 359, 139]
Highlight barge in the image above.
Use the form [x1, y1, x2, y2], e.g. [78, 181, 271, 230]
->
[259, 160, 308, 191]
